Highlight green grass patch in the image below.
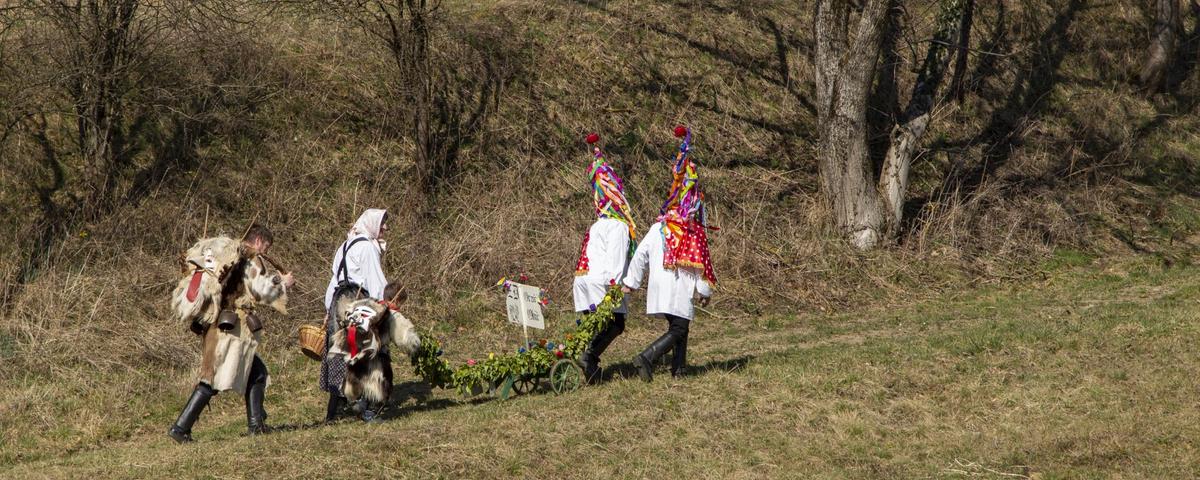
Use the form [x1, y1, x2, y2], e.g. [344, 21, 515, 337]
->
[5, 260, 1200, 478]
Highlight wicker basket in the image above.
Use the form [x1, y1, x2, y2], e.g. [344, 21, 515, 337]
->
[298, 324, 325, 361]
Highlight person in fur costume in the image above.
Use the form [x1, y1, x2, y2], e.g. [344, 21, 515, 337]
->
[573, 133, 636, 384]
[326, 282, 420, 422]
[622, 126, 715, 382]
[168, 224, 293, 443]
[321, 209, 391, 421]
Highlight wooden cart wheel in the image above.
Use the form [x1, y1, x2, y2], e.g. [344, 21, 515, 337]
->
[499, 374, 539, 400]
[513, 375, 537, 394]
[549, 359, 584, 395]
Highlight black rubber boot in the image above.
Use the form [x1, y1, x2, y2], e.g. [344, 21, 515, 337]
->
[582, 312, 626, 384]
[169, 383, 216, 444]
[245, 357, 271, 435]
[580, 353, 600, 384]
[669, 317, 690, 378]
[245, 383, 270, 435]
[634, 331, 678, 383]
[324, 392, 343, 423]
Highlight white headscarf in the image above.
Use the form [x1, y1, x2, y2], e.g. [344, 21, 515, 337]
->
[348, 208, 388, 251]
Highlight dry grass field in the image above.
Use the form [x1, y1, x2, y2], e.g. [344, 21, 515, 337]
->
[4, 253, 1200, 478]
[3, 0, 1200, 478]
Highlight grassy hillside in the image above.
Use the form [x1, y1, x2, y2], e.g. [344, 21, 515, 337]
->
[4, 256, 1200, 478]
[2, 0, 1200, 476]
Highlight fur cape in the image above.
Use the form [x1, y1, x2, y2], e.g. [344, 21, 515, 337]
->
[194, 251, 288, 394]
[171, 236, 242, 328]
[327, 297, 421, 405]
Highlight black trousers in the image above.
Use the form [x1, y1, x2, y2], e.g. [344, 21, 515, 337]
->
[246, 355, 269, 389]
[585, 312, 627, 359]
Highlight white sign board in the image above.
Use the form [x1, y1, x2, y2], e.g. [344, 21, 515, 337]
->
[505, 282, 545, 330]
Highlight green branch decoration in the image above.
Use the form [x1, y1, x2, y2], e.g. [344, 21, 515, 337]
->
[412, 283, 624, 396]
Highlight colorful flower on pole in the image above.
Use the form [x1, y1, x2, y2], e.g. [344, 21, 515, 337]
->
[518, 347, 526, 354]
[489, 352, 495, 360]
[555, 350, 564, 358]
[467, 359, 477, 366]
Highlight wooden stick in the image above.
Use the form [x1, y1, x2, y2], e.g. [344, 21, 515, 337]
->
[240, 212, 259, 242]
[259, 253, 290, 275]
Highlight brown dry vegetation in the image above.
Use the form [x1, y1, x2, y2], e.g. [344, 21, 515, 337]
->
[1, 0, 1200, 476]
[4, 256, 1200, 478]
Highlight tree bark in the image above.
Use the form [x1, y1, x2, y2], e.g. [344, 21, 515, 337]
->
[880, 0, 967, 236]
[1138, 0, 1179, 93]
[948, 0, 974, 102]
[814, 0, 889, 250]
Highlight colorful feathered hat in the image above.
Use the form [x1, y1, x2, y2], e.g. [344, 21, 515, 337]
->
[575, 133, 638, 276]
[658, 125, 716, 285]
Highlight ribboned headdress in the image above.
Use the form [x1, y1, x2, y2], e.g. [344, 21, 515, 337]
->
[658, 125, 716, 285]
[575, 133, 638, 276]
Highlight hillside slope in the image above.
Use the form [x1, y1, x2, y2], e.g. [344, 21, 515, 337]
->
[4, 257, 1200, 478]
[2, 0, 1200, 472]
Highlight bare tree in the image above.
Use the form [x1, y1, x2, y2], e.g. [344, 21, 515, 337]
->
[948, 0, 975, 102]
[0, 1, 281, 308]
[879, 0, 969, 236]
[813, 0, 890, 249]
[368, 0, 438, 190]
[813, 0, 971, 249]
[1138, 0, 1180, 94]
[31, 1, 155, 217]
[323, 0, 515, 197]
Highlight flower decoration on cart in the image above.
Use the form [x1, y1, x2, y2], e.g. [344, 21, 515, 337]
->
[411, 282, 624, 397]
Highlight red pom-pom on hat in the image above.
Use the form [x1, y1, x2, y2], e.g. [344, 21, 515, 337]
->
[586, 133, 600, 144]
[674, 125, 688, 138]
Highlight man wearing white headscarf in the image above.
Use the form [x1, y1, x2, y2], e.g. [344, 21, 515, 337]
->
[320, 208, 390, 422]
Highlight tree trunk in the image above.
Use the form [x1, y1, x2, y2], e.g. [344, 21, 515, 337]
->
[376, 0, 436, 195]
[880, 0, 968, 236]
[60, 0, 139, 217]
[814, 0, 889, 250]
[948, 0, 974, 102]
[1138, 0, 1179, 93]
[404, 0, 436, 195]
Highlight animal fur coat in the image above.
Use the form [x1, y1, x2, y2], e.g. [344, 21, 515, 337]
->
[175, 245, 288, 395]
[327, 297, 420, 406]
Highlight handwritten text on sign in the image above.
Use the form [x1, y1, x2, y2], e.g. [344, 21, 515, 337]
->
[505, 282, 545, 329]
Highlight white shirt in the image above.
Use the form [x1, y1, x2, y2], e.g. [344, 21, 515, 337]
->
[324, 235, 387, 310]
[622, 222, 712, 320]
[572, 218, 630, 313]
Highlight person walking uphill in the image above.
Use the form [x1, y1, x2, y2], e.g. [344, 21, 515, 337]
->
[622, 126, 716, 382]
[573, 133, 638, 384]
[168, 224, 294, 443]
[321, 208, 390, 422]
